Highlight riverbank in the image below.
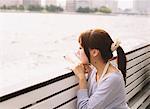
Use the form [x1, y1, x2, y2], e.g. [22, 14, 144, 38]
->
[1, 10, 150, 16]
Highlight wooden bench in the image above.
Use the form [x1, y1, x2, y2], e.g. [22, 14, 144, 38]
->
[0, 44, 149, 109]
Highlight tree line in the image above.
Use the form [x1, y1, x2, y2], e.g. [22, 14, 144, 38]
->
[0, 5, 64, 12]
[76, 6, 112, 13]
[0, 5, 112, 13]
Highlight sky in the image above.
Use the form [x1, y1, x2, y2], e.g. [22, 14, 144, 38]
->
[118, 0, 133, 9]
[42, 0, 133, 9]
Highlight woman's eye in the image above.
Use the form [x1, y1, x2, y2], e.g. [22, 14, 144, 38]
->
[79, 47, 82, 49]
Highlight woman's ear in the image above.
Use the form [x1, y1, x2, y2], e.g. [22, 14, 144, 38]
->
[90, 49, 99, 57]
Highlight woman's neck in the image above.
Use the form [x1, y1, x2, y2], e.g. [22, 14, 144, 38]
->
[94, 61, 119, 78]
[94, 60, 106, 76]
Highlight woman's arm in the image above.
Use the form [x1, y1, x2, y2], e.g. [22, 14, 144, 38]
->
[79, 78, 87, 89]
[77, 74, 121, 109]
[73, 64, 92, 88]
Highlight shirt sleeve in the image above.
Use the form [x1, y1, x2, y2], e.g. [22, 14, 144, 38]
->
[77, 74, 121, 109]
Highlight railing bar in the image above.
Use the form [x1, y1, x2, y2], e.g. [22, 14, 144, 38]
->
[126, 70, 149, 87]
[127, 57, 150, 70]
[0, 72, 74, 102]
[137, 96, 150, 109]
[126, 63, 150, 78]
[127, 51, 150, 62]
[125, 44, 150, 56]
[20, 84, 78, 109]
[127, 76, 149, 95]
[53, 96, 77, 109]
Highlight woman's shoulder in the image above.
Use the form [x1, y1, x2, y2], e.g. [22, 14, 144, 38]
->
[96, 72, 125, 93]
[102, 72, 124, 85]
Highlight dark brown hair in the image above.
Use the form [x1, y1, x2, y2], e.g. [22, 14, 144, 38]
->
[78, 29, 127, 84]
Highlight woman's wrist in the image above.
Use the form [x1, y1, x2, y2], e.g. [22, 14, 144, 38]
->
[78, 75, 86, 80]
[79, 77, 87, 89]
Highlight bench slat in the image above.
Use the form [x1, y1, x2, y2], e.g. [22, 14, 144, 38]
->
[126, 65, 150, 86]
[0, 76, 78, 109]
[126, 71, 149, 94]
[57, 99, 76, 109]
[27, 86, 78, 109]
[126, 47, 149, 61]
[127, 60, 149, 77]
[126, 52, 149, 69]
[126, 75, 149, 101]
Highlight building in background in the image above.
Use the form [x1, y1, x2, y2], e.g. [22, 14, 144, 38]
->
[90, 0, 118, 12]
[23, 0, 41, 6]
[89, 0, 105, 9]
[66, 0, 118, 13]
[105, 0, 118, 12]
[75, 0, 90, 9]
[0, 0, 23, 6]
[66, 0, 90, 12]
[0, 0, 42, 7]
[45, 0, 56, 6]
[66, 0, 76, 12]
[133, 0, 150, 14]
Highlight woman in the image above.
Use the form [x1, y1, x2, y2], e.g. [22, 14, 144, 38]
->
[73, 29, 130, 109]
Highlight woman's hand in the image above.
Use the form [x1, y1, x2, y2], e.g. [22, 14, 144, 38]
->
[73, 63, 86, 80]
[73, 63, 89, 89]
[84, 64, 92, 74]
[73, 64, 92, 78]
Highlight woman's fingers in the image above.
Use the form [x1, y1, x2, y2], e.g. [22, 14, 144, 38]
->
[73, 63, 92, 73]
[84, 64, 92, 74]
[73, 63, 86, 79]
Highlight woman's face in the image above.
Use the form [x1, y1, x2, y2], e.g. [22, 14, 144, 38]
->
[76, 45, 89, 64]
